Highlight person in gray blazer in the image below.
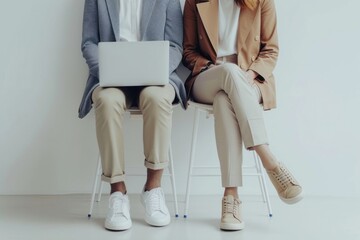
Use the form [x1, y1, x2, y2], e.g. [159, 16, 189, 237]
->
[79, 0, 186, 231]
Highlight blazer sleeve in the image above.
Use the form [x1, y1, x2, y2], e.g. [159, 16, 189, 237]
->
[182, 0, 211, 76]
[81, 0, 100, 79]
[249, 0, 279, 82]
[165, 0, 183, 75]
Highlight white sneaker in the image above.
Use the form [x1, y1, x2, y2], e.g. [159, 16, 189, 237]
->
[105, 192, 132, 231]
[140, 187, 171, 226]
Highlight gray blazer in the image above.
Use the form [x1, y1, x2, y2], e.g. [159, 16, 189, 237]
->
[78, 0, 187, 118]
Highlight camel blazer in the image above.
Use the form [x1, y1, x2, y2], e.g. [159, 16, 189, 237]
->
[183, 0, 279, 110]
[78, 0, 186, 118]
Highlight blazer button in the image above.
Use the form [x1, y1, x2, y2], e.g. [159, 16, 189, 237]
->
[255, 35, 260, 41]
[251, 56, 256, 61]
[199, 35, 203, 40]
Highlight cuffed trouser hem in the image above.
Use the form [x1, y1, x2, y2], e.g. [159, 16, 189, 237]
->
[144, 160, 169, 170]
[101, 174, 126, 184]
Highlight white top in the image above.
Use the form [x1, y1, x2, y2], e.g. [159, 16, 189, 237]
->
[119, 0, 142, 41]
[217, 0, 240, 57]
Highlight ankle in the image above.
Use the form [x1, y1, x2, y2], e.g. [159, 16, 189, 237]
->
[111, 182, 127, 194]
[145, 168, 163, 191]
[144, 182, 161, 191]
[111, 190, 127, 195]
[224, 188, 239, 199]
[264, 160, 279, 171]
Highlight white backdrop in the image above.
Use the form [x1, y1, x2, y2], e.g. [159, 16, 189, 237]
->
[0, 0, 359, 197]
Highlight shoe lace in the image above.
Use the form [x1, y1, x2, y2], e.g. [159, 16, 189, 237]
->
[273, 166, 296, 189]
[233, 200, 239, 215]
[223, 199, 240, 218]
[223, 200, 238, 213]
[223, 200, 232, 214]
[111, 197, 126, 217]
[147, 189, 163, 212]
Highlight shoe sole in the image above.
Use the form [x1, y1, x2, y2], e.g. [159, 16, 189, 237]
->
[220, 222, 245, 231]
[280, 193, 303, 204]
[105, 221, 132, 231]
[145, 215, 171, 227]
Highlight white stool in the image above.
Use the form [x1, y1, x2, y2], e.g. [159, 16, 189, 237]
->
[184, 101, 273, 218]
[88, 108, 179, 218]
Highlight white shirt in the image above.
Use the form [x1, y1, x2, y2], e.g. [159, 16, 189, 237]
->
[218, 0, 240, 57]
[119, 0, 142, 41]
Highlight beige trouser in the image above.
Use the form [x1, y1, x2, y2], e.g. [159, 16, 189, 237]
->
[192, 59, 268, 187]
[92, 84, 175, 183]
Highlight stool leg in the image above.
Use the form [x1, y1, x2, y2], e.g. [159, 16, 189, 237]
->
[168, 144, 179, 217]
[96, 155, 103, 202]
[184, 108, 200, 218]
[253, 152, 266, 202]
[254, 153, 273, 217]
[97, 179, 104, 202]
[88, 155, 102, 218]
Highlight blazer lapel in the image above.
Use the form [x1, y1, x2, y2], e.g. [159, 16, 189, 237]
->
[197, 0, 219, 53]
[140, 0, 156, 39]
[237, 5, 258, 51]
[105, 0, 120, 41]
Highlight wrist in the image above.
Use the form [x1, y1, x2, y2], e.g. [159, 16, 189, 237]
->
[246, 70, 258, 80]
[201, 62, 214, 72]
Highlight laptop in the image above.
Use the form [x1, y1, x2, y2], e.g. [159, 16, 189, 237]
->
[98, 41, 169, 87]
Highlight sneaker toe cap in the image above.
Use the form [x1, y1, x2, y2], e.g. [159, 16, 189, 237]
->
[105, 219, 132, 231]
[146, 211, 170, 226]
[280, 186, 303, 204]
[220, 217, 245, 230]
[222, 216, 242, 225]
[284, 185, 302, 198]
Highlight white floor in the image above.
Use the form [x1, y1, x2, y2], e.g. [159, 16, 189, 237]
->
[0, 194, 359, 240]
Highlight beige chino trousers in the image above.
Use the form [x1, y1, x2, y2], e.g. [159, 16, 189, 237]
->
[192, 61, 268, 187]
[92, 84, 175, 183]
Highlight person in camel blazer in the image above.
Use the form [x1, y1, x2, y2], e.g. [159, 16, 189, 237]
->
[183, 0, 303, 230]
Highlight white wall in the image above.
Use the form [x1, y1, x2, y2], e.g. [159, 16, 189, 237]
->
[0, 0, 359, 197]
